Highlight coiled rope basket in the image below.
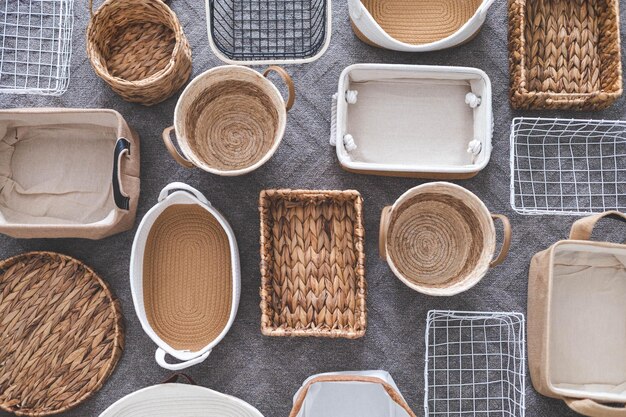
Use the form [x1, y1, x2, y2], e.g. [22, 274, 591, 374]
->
[86, 0, 192, 105]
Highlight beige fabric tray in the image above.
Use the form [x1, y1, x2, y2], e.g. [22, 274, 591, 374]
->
[0, 108, 140, 239]
[528, 211, 626, 417]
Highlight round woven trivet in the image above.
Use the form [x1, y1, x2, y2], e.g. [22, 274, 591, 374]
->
[86, 0, 192, 105]
[361, 0, 482, 45]
[143, 204, 232, 351]
[387, 193, 484, 288]
[185, 80, 279, 172]
[0, 252, 123, 416]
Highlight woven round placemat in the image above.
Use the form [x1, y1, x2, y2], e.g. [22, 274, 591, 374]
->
[86, 0, 192, 105]
[185, 80, 279, 172]
[0, 252, 123, 416]
[387, 193, 484, 288]
[143, 204, 232, 351]
[361, 0, 482, 45]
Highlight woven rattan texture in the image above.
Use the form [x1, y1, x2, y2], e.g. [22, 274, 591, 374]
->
[259, 190, 366, 338]
[186, 80, 279, 171]
[360, 0, 482, 45]
[0, 252, 123, 416]
[86, 0, 192, 105]
[388, 193, 484, 289]
[143, 204, 232, 351]
[508, 0, 622, 110]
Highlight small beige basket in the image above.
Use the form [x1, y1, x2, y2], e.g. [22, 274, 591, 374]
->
[380, 182, 511, 296]
[529, 211, 626, 417]
[86, 0, 192, 106]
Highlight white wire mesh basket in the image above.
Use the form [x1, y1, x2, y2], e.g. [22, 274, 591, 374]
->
[510, 117, 626, 216]
[424, 310, 526, 417]
[0, 0, 74, 95]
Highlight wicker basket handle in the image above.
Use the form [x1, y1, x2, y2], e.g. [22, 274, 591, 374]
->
[489, 214, 511, 268]
[162, 126, 195, 168]
[379, 206, 393, 260]
[112, 138, 130, 210]
[289, 375, 417, 417]
[90, 0, 170, 17]
[565, 398, 626, 417]
[263, 66, 295, 111]
[569, 210, 626, 241]
[158, 182, 210, 206]
[155, 348, 211, 371]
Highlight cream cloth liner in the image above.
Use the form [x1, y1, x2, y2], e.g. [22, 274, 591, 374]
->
[337, 66, 490, 171]
[292, 371, 412, 417]
[0, 112, 121, 225]
[549, 243, 626, 401]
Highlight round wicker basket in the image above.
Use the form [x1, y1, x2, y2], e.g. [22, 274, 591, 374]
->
[86, 0, 192, 106]
[163, 65, 295, 176]
[0, 252, 124, 416]
[379, 182, 511, 296]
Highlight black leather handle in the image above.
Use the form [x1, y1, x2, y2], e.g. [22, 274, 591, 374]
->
[161, 373, 197, 385]
[113, 138, 130, 210]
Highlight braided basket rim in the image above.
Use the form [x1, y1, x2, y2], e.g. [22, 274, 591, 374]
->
[508, 0, 623, 110]
[0, 251, 124, 416]
[258, 189, 367, 338]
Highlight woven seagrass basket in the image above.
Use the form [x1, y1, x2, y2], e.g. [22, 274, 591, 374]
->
[509, 0, 622, 110]
[380, 183, 511, 296]
[259, 189, 366, 338]
[0, 252, 124, 416]
[86, 0, 192, 106]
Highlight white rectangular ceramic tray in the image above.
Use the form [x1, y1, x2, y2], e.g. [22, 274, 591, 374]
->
[331, 64, 492, 178]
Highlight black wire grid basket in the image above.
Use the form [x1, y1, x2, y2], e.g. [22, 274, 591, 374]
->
[207, 0, 330, 64]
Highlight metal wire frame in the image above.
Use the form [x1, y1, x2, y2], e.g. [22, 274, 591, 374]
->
[510, 117, 626, 216]
[0, 0, 74, 95]
[424, 310, 526, 417]
[207, 0, 329, 64]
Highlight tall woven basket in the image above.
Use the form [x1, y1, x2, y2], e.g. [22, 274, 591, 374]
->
[508, 0, 622, 110]
[86, 0, 192, 106]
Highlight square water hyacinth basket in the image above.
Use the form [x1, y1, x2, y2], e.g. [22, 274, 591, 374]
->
[259, 189, 366, 338]
[424, 310, 526, 417]
[0, 0, 74, 95]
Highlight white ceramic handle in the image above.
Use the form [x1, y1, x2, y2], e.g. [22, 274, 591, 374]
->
[155, 348, 212, 371]
[347, 0, 363, 20]
[158, 182, 210, 206]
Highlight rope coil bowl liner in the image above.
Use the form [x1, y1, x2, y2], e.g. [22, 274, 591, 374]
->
[86, 0, 192, 105]
[508, 0, 622, 110]
[174, 67, 284, 173]
[143, 204, 232, 351]
[386, 186, 494, 293]
[0, 252, 123, 416]
[259, 189, 367, 338]
[357, 0, 482, 45]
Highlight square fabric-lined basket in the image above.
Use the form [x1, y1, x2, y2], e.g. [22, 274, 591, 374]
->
[259, 189, 366, 338]
[508, 0, 622, 110]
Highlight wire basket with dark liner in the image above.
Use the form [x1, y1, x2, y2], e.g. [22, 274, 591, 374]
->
[207, 0, 331, 64]
[259, 189, 366, 338]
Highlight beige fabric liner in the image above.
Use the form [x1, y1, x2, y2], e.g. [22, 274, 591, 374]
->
[345, 79, 474, 166]
[549, 245, 626, 398]
[361, 0, 482, 45]
[0, 122, 117, 224]
[143, 204, 232, 352]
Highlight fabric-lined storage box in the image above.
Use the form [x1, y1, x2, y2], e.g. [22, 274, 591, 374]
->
[0, 108, 140, 239]
[528, 211, 626, 416]
[331, 64, 492, 179]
